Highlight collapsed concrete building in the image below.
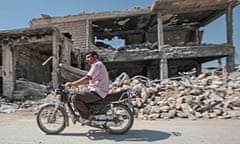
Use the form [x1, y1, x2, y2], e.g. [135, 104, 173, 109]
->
[0, 0, 239, 99]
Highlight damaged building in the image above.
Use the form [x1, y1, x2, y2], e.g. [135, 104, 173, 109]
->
[0, 0, 239, 99]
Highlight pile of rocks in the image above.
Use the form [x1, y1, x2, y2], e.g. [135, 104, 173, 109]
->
[0, 80, 49, 113]
[109, 69, 240, 120]
[0, 97, 44, 113]
[1, 67, 240, 120]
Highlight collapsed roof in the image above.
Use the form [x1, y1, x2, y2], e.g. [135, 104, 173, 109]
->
[93, 0, 240, 40]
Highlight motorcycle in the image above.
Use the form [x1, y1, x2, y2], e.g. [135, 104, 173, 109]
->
[36, 85, 136, 135]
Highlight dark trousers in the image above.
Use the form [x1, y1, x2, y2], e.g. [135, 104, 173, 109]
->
[72, 91, 102, 119]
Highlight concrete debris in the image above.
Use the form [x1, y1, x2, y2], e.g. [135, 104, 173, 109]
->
[0, 104, 18, 113]
[14, 80, 49, 101]
[96, 41, 159, 50]
[1, 67, 240, 120]
[0, 80, 49, 113]
[109, 68, 240, 120]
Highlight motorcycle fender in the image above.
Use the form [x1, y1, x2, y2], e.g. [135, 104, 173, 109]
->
[38, 102, 56, 110]
[125, 102, 135, 115]
[111, 102, 135, 115]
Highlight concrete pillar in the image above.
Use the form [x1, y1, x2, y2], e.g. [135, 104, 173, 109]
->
[160, 56, 168, 80]
[157, 12, 164, 49]
[52, 30, 60, 88]
[86, 19, 89, 49]
[196, 63, 202, 76]
[226, 5, 235, 72]
[2, 44, 16, 98]
[62, 37, 72, 65]
[157, 12, 168, 79]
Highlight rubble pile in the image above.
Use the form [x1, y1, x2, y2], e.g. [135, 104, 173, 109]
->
[109, 69, 240, 120]
[0, 80, 49, 113]
[1, 67, 240, 120]
[0, 97, 45, 113]
[96, 41, 158, 51]
[96, 41, 200, 51]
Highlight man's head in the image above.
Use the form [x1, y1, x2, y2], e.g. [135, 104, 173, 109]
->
[85, 51, 99, 65]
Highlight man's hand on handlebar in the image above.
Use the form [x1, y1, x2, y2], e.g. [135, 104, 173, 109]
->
[65, 82, 72, 87]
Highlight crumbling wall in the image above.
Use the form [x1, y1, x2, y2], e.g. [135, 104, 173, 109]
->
[31, 20, 87, 50]
[145, 31, 158, 43]
[28, 6, 232, 79]
[164, 29, 194, 46]
[30, 14, 196, 50]
[55, 21, 87, 50]
[16, 47, 51, 83]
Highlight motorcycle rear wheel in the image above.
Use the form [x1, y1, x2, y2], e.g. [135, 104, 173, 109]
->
[104, 104, 134, 134]
[36, 104, 67, 134]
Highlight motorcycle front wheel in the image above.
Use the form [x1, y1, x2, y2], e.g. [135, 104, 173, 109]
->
[36, 104, 67, 134]
[104, 104, 134, 134]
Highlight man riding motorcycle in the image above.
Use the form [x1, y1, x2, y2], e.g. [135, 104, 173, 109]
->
[65, 51, 109, 123]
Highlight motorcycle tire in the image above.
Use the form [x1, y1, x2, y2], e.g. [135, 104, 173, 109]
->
[36, 104, 67, 134]
[104, 104, 134, 134]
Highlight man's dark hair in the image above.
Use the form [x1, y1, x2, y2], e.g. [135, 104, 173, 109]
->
[86, 51, 99, 58]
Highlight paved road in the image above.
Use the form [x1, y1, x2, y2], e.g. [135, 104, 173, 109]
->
[0, 112, 239, 144]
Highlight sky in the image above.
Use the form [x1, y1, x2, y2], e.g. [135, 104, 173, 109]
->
[0, 0, 239, 66]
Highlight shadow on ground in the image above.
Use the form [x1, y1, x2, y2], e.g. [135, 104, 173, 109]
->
[60, 129, 173, 142]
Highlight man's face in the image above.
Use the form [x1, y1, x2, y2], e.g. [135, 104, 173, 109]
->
[85, 54, 96, 65]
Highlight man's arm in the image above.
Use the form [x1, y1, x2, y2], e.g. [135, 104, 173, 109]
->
[65, 75, 92, 87]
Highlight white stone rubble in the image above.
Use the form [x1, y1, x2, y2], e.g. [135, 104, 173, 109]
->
[109, 68, 240, 120]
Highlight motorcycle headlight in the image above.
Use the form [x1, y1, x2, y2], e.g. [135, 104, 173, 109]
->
[52, 89, 63, 101]
[56, 94, 62, 101]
